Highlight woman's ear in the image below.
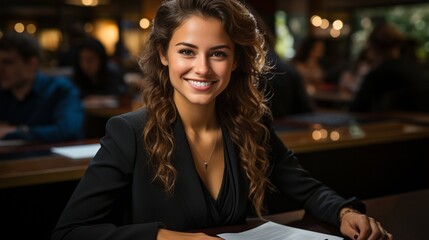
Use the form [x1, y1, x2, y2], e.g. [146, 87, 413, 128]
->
[158, 46, 168, 66]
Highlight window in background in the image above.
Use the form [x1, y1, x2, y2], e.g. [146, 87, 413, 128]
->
[275, 11, 296, 60]
[351, 3, 429, 62]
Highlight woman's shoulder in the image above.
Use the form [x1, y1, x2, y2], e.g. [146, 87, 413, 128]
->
[107, 108, 148, 132]
[117, 107, 148, 122]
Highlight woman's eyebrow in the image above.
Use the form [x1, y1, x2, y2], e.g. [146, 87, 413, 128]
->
[175, 42, 232, 50]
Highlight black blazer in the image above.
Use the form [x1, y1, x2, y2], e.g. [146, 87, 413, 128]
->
[52, 108, 364, 240]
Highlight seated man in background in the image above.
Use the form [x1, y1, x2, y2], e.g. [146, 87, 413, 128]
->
[349, 23, 424, 113]
[0, 32, 84, 143]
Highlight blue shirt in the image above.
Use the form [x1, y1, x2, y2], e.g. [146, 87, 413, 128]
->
[0, 72, 84, 142]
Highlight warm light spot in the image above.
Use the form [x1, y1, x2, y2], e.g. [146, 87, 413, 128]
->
[330, 28, 341, 38]
[139, 18, 151, 29]
[26, 24, 37, 34]
[332, 20, 343, 30]
[82, 0, 98, 6]
[93, 19, 119, 55]
[39, 29, 62, 51]
[320, 19, 330, 29]
[311, 15, 322, 27]
[312, 130, 322, 141]
[330, 131, 340, 141]
[320, 129, 328, 139]
[14, 23, 25, 33]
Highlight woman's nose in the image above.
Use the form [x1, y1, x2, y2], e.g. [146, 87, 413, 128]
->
[194, 56, 211, 75]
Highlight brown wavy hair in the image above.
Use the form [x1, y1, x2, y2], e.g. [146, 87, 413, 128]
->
[139, 0, 272, 218]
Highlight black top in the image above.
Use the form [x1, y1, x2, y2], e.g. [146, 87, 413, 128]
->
[52, 108, 364, 240]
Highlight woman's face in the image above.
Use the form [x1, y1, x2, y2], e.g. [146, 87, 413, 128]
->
[159, 15, 236, 107]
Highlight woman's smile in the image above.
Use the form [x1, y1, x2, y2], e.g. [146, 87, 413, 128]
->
[186, 79, 217, 89]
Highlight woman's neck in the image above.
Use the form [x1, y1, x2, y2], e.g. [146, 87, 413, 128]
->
[174, 97, 217, 132]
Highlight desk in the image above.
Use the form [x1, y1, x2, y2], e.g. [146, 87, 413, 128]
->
[202, 188, 429, 240]
[0, 141, 97, 239]
[0, 140, 96, 189]
[269, 112, 429, 211]
[276, 117, 429, 154]
[1, 112, 429, 191]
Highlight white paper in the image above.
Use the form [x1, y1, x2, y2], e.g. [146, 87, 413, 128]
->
[218, 221, 343, 240]
[51, 144, 100, 159]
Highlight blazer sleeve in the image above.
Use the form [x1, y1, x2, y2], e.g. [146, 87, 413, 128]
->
[52, 114, 164, 240]
[268, 127, 365, 227]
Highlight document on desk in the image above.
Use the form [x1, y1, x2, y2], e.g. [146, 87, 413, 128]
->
[218, 221, 343, 240]
[51, 144, 100, 159]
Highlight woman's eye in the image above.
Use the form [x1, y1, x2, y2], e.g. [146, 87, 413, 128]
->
[178, 49, 194, 56]
[211, 51, 227, 58]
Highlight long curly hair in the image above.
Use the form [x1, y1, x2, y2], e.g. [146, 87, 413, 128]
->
[139, 0, 272, 218]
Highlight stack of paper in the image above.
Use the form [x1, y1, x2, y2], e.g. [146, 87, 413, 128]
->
[218, 221, 343, 240]
[51, 144, 100, 159]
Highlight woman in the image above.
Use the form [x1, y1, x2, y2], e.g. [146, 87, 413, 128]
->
[292, 36, 326, 89]
[52, 1, 392, 239]
[72, 37, 126, 107]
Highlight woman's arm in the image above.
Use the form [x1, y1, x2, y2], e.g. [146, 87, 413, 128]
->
[268, 128, 392, 239]
[268, 127, 365, 227]
[52, 115, 162, 240]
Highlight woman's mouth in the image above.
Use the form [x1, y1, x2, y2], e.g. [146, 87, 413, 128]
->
[187, 80, 214, 87]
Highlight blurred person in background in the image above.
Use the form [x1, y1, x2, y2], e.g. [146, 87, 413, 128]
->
[72, 37, 127, 108]
[0, 32, 84, 142]
[292, 36, 326, 92]
[349, 22, 425, 112]
[339, 46, 374, 94]
[57, 23, 87, 68]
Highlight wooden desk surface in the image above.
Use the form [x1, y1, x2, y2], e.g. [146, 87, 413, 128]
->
[201, 188, 429, 240]
[0, 140, 96, 189]
[275, 112, 429, 153]
[2, 112, 429, 189]
[0, 155, 89, 189]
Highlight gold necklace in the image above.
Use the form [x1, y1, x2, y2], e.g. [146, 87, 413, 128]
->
[188, 129, 218, 171]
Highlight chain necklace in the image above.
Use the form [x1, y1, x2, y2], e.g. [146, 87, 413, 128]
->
[188, 129, 218, 171]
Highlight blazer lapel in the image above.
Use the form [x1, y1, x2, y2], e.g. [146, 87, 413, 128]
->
[171, 117, 210, 228]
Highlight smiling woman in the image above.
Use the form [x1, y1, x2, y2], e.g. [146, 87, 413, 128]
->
[52, 1, 392, 240]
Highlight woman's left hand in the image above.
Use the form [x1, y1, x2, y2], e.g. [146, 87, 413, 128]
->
[339, 208, 393, 240]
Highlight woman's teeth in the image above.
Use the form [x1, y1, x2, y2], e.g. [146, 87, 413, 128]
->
[188, 80, 212, 87]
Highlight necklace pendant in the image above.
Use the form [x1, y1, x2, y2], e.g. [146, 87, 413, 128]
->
[204, 162, 208, 170]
